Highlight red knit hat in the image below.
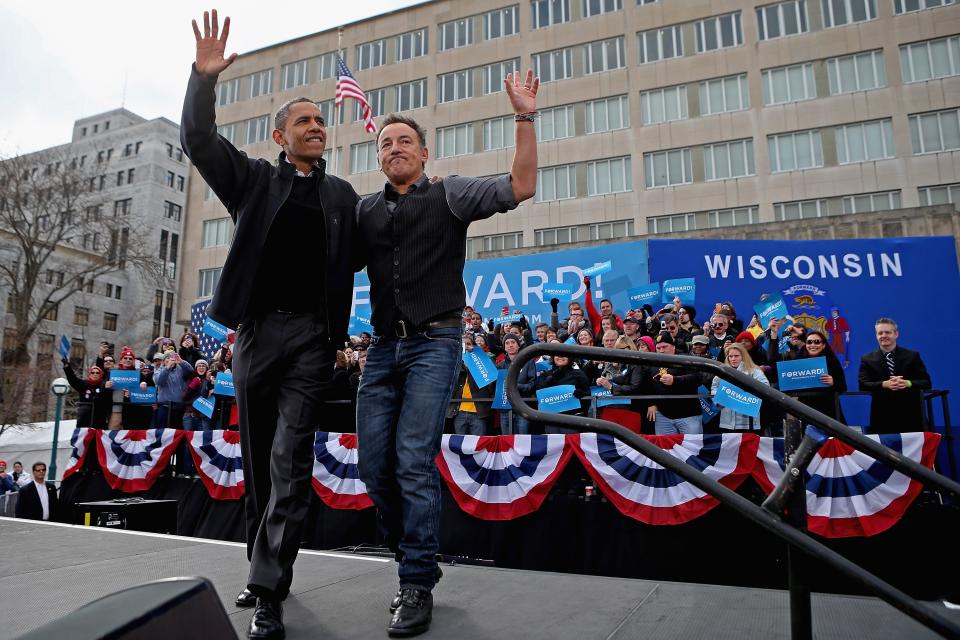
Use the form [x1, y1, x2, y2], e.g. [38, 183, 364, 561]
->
[735, 331, 755, 347]
[120, 346, 135, 360]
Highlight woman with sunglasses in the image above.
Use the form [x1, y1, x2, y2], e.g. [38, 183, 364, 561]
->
[768, 328, 847, 422]
[61, 358, 111, 429]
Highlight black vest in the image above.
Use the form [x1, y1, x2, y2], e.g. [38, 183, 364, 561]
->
[358, 181, 468, 331]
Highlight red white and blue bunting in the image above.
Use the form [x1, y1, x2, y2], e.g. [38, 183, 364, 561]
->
[94, 429, 183, 492]
[62, 427, 95, 480]
[436, 434, 573, 520]
[570, 433, 759, 525]
[187, 430, 245, 500]
[312, 432, 373, 510]
[752, 432, 941, 538]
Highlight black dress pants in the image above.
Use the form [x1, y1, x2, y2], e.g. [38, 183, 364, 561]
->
[232, 311, 335, 598]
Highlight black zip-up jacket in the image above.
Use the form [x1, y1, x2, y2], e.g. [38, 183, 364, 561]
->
[180, 66, 362, 340]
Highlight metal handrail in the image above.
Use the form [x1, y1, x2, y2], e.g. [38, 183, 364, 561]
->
[505, 342, 960, 639]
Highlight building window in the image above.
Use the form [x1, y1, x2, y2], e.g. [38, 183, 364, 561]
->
[245, 115, 270, 145]
[535, 225, 578, 246]
[767, 130, 824, 172]
[704, 139, 756, 181]
[103, 312, 117, 332]
[397, 28, 428, 61]
[909, 108, 960, 154]
[535, 165, 578, 202]
[649, 206, 758, 233]
[216, 78, 240, 106]
[466, 231, 524, 259]
[350, 141, 379, 174]
[842, 190, 901, 213]
[483, 116, 516, 150]
[582, 0, 622, 17]
[436, 124, 474, 158]
[590, 219, 634, 240]
[647, 212, 695, 234]
[637, 25, 683, 64]
[202, 218, 231, 248]
[586, 95, 631, 132]
[68, 338, 85, 370]
[532, 48, 573, 83]
[354, 88, 385, 121]
[531, 0, 570, 29]
[42, 303, 59, 321]
[198, 268, 222, 298]
[116, 170, 125, 187]
[775, 198, 830, 220]
[440, 16, 474, 50]
[356, 39, 387, 71]
[587, 157, 632, 195]
[397, 79, 427, 111]
[484, 5, 520, 40]
[535, 105, 575, 141]
[643, 148, 693, 188]
[218, 123, 237, 144]
[641, 86, 687, 125]
[73, 306, 89, 327]
[281, 59, 309, 90]
[113, 198, 132, 216]
[163, 201, 182, 221]
[900, 36, 960, 83]
[919, 183, 960, 207]
[894, 0, 955, 14]
[482, 59, 520, 95]
[177, 175, 185, 191]
[105, 283, 113, 297]
[822, 0, 876, 27]
[584, 37, 626, 74]
[314, 52, 339, 81]
[762, 63, 816, 105]
[695, 12, 743, 53]
[757, 1, 808, 41]
[836, 119, 895, 164]
[115, 285, 122, 300]
[438, 69, 474, 103]
[249, 69, 273, 98]
[699, 73, 750, 115]
[827, 50, 887, 94]
[127, 168, 135, 184]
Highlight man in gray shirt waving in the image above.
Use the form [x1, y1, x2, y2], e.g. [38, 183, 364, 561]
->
[356, 70, 539, 637]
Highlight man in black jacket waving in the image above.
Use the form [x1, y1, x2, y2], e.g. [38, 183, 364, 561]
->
[182, 11, 362, 639]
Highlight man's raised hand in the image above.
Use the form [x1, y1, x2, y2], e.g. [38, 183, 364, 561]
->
[192, 9, 237, 79]
[504, 69, 539, 115]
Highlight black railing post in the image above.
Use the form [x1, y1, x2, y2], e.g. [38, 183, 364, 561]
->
[783, 414, 811, 640]
[940, 393, 957, 482]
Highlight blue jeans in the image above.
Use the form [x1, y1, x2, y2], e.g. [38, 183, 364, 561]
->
[499, 410, 530, 435]
[453, 411, 487, 435]
[655, 413, 703, 435]
[182, 414, 213, 431]
[356, 326, 462, 590]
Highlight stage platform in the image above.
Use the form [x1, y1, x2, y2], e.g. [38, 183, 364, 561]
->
[1, 517, 955, 640]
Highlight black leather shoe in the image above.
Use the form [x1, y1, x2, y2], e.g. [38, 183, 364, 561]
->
[236, 588, 257, 608]
[389, 568, 442, 613]
[248, 599, 284, 639]
[387, 588, 432, 637]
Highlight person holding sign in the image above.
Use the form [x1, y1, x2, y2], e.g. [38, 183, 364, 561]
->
[535, 353, 591, 430]
[583, 276, 623, 342]
[183, 11, 365, 635]
[61, 360, 110, 429]
[649, 333, 703, 435]
[858, 318, 931, 434]
[448, 335, 494, 436]
[495, 334, 537, 435]
[354, 67, 539, 636]
[768, 326, 847, 422]
[711, 344, 769, 432]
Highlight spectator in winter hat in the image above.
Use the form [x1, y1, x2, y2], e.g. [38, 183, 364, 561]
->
[736, 331, 768, 367]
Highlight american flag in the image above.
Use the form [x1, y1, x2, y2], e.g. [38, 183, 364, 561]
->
[190, 299, 223, 360]
[335, 56, 378, 134]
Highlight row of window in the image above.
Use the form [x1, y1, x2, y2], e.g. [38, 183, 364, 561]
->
[67, 306, 119, 331]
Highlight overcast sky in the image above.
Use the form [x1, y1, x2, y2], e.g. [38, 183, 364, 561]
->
[0, 1, 421, 155]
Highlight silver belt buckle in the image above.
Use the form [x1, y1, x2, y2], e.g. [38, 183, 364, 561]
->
[395, 320, 409, 338]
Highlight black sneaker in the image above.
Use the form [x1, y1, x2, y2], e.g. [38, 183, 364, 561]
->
[387, 588, 432, 638]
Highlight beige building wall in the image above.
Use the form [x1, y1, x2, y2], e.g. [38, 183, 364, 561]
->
[177, 0, 960, 327]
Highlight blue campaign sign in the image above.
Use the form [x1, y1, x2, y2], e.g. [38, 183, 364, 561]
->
[662, 278, 696, 304]
[591, 386, 631, 407]
[492, 370, 511, 410]
[542, 283, 575, 301]
[753, 294, 789, 330]
[213, 372, 235, 396]
[627, 283, 660, 308]
[129, 387, 157, 405]
[698, 385, 721, 423]
[714, 380, 762, 419]
[536, 384, 582, 413]
[203, 316, 231, 342]
[462, 349, 497, 388]
[193, 396, 215, 418]
[582, 261, 613, 277]
[58, 336, 71, 360]
[109, 370, 140, 390]
[492, 312, 525, 326]
[536, 359, 553, 372]
[777, 356, 829, 391]
[348, 314, 373, 335]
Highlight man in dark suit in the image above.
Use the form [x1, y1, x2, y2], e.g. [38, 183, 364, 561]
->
[15, 462, 59, 521]
[858, 317, 931, 434]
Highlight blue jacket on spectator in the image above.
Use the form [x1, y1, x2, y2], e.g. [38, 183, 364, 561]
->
[154, 361, 194, 404]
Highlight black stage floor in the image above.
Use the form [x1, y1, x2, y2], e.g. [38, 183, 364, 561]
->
[1, 517, 955, 640]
